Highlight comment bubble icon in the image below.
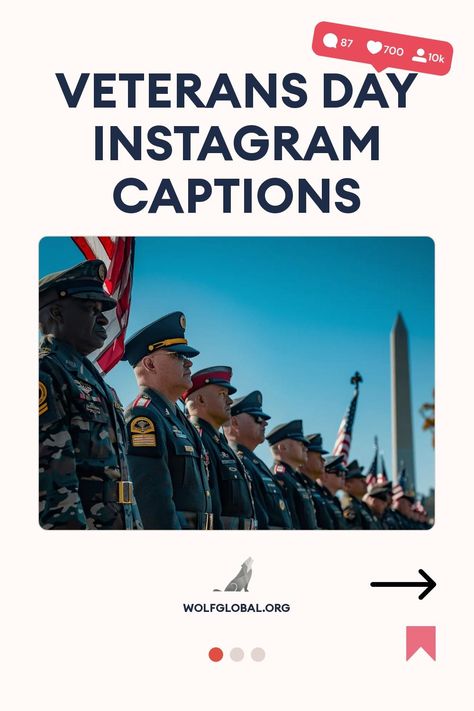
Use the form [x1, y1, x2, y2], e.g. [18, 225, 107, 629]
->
[323, 32, 338, 48]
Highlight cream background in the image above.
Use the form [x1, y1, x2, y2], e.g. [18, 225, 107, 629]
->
[2, 2, 473, 709]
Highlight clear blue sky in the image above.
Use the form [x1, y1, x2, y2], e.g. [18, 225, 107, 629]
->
[39, 236, 435, 496]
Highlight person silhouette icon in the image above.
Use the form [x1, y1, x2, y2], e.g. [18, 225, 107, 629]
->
[412, 48, 427, 63]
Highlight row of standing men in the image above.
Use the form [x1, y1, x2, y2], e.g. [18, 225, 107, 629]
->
[39, 259, 427, 530]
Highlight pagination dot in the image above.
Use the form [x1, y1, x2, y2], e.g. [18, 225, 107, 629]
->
[208, 647, 224, 662]
[230, 647, 244, 662]
[251, 647, 265, 662]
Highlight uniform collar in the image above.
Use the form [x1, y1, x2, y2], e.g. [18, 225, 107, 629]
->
[143, 387, 184, 420]
[297, 471, 315, 487]
[274, 460, 297, 475]
[40, 335, 84, 370]
[40, 336, 107, 395]
[234, 443, 255, 459]
[191, 416, 220, 438]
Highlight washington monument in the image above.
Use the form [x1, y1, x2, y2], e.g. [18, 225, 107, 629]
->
[391, 313, 416, 492]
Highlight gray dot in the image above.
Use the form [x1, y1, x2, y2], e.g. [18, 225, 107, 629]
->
[251, 647, 265, 662]
[230, 647, 244, 662]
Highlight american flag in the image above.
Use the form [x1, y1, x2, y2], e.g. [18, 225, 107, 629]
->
[377, 454, 389, 485]
[366, 436, 379, 488]
[392, 465, 407, 502]
[72, 236, 135, 374]
[333, 372, 363, 466]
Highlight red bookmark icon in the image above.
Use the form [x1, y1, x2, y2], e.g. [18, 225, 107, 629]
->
[406, 626, 436, 661]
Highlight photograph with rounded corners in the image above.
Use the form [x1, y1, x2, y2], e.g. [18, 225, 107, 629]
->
[39, 236, 434, 531]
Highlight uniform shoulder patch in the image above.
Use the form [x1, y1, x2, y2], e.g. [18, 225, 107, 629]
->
[132, 394, 151, 408]
[129, 415, 157, 447]
[38, 371, 63, 424]
[39, 381, 48, 416]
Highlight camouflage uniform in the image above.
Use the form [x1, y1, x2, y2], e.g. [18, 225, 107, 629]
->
[39, 336, 142, 530]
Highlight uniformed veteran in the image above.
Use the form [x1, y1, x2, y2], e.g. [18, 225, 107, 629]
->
[123, 313, 213, 529]
[364, 484, 389, 528]
[223, 391, 293, 530]
[298, 434, 335, 529]
[380, 483, 402, 529]
[184, 367, 257, 530]
[266, 421, 319, 529]
[39, 259, 142, 530]
[392, 493, 418, 530]
[342, 460, 381, 530]
[302, 448, 348, 530]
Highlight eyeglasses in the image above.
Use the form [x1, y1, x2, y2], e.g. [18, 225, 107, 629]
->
[251, 415, 267, 424]
[162, 350, 189, 362]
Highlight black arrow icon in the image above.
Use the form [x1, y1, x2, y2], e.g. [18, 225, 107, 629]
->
[370, 569, 436, 600]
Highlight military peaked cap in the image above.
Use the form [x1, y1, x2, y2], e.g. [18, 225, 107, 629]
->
[368, 484, 389, 500]
[265, 419, 309, 446]
[123, 311, 199, 367]
[345, 460, 365, 479]
[306, 433, 329, 454]
[324, 454, 347, 474]
[39, 259, 116, 311]
[231, 390, 270, 419]
[183, 366, 237, 399]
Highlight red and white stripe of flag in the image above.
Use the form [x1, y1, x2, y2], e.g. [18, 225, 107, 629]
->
[72, 236, 135, 374]
[333, 424, 351, 465]
[392, 483, 404, 502]
[366, 473, 377, 487]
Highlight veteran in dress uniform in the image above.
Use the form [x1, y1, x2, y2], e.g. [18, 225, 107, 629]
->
[123, 313, 213, 529]
[341, 460, 381, 530]
[39, 260, 142, 530]
[364, 484, 389, 528]
[298, 434, 337, 529]
[223, 391, 293, 530]
[266, 421, 319, 529]
[392, 493, 418, 530]
[184, 367, 257, 530]
[380, 483, 402, 529]
[316, 453, 349, 530]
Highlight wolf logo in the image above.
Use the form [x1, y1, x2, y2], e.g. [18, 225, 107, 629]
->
[214, 557, 254, 592]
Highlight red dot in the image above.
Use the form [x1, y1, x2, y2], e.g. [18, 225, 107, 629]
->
[209, 647, 223, 662]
